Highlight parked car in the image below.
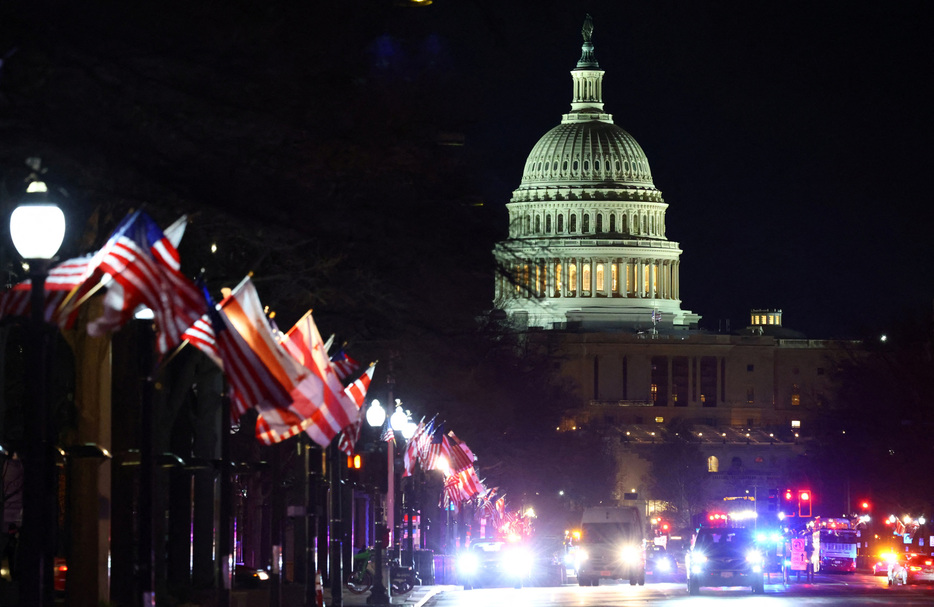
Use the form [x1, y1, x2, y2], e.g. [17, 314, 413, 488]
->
[686, 527, 765, 595]
[458, 539, 533, 589]
[235, 564, 271, 588]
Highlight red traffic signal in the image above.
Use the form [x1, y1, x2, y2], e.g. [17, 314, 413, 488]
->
[860, 500, 870, 510]
[798, 490, 812, 517]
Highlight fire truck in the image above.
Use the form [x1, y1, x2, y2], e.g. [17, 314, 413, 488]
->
[809, 517, 858, 573]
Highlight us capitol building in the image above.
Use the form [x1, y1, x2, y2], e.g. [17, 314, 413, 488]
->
[491, 16, 858, 510]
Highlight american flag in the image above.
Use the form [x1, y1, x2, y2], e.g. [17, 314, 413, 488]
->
[379, 421, 394, 443]
[217, 277, 333, 445]
[330, 349, 359, 382]
[198, 280, 292, 426]
[0, 256, 92, 325]
[69, 211, 203, 354]
[402, 418, 431, 477]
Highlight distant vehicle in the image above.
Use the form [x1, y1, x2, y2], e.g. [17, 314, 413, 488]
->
[53, 557, 67, 594]
[576, 506, 645, 587]
[872, 550, 901, 576]
[234, 564, 270, 588]
[889, 554, 934, 586]
[811, 519, 858, 573]
[686, 526, 765, 595]
[458, 539, 533, 589]
[645, 545, 675, 581]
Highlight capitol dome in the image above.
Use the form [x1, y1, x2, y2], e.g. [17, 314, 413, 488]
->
[493, 14, 700, 332]
[519, 121, 655, 189]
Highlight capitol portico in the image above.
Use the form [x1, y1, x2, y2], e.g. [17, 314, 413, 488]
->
[493, 14, 700, 332]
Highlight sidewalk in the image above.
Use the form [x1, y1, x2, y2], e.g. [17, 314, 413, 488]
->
[324, 585, 455, 607]
[280, 584, 456, 607]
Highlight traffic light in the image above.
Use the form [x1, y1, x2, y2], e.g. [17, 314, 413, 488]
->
[798, 490, 812, 517]
[346, 453, 363, 484]
[781, 489, 796, 517]
[860, 500, 871, 511]
[768, 489, 778, 512]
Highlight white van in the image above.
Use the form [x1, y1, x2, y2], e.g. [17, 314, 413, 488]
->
[577, 506, 646, 586]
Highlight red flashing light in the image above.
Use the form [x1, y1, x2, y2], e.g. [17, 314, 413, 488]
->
[785, 490, 793, 500]
[800, 491, 810, 501]
[861, 501, 870, 510]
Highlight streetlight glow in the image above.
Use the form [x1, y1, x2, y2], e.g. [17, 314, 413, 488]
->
[390, 405, 408, 432]
[10, 202, 66, 260]
[366, 399, 386, 428]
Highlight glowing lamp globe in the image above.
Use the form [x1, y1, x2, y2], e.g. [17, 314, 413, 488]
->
[10, 197, 66, 260]
[390, 406, 408, 432]
[366, 400, 386, 428]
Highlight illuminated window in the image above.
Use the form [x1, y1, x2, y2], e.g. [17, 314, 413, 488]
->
[569, 263, 577, 293]
[791, 420, 801, 428]
[650, 383, 658, 403]
[596, 263, 605, 291]
[707, 456, 719, 473]
[768, 315, 775, 325]
[746, 387, 755, 403]
[514, 265, 521, 294]
[655, 417, 664, 423]
[791, 384, 800, 406]
[611, 264, 618, 292]
[582, 263, 591, 293]
[555, 263, 563, 294]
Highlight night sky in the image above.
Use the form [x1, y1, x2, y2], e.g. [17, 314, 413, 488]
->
[2, 1, 931, 340]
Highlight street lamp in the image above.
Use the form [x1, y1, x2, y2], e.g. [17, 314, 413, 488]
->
[10, 178, 66, 607]
[366, 399, 390, 606]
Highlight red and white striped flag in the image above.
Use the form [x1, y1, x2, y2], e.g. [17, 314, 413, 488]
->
[198, 280, 293, 425]
[0, 256, 91, 325]
[336, 364, 376, 456]
[65, 212, 203, 354]
[280, 310, 360, 448]
[218, 278, 334, 444]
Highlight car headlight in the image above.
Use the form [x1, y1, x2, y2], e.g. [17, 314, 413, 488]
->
[502, 548, 533, 577]
[656, 557, 670, 571]
[255, 570, 270, 581]
[458, 552, 479, 575]
[620, 545, 641, 564]
[689, 553, 707, 575]
[578, 549, 588, 562]
[746, 550, 763, 565]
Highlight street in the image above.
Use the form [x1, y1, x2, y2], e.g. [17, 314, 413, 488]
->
[422, 573, 934, 606]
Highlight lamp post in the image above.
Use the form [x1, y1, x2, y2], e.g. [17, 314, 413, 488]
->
[389, 404, 408, 564]
[365, 399, 390, 606]
[401, 418, 417, 573]
[10, 179, 67, 607]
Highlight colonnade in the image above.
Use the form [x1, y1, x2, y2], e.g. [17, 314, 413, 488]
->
[500, 256, 681, 301]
